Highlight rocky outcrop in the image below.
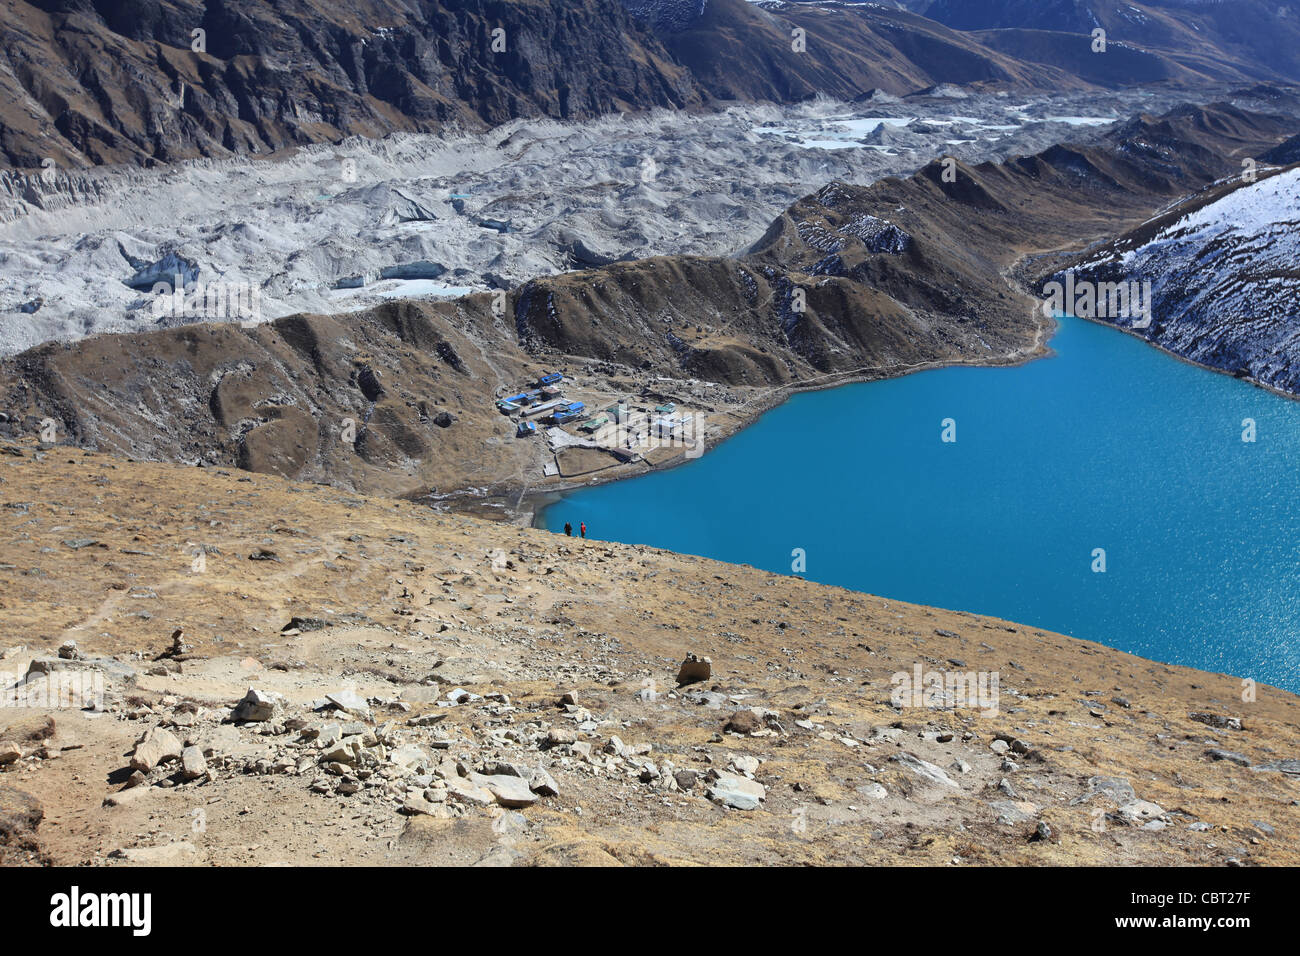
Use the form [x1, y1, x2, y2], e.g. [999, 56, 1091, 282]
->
[1046, 164, 1300, 394]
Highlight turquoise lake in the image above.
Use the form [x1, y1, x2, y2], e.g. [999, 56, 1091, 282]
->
[539, 316, 1300, 693]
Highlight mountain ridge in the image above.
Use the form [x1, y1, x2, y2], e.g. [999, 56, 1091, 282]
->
[3, 0, 1299, 170]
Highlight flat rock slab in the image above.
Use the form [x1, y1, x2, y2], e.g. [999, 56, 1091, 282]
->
[473, 774, 538, 808]
[326, 690, 371, 719]
[1206, 749, 1251, 767]
[25, 656, 136, 685]
[708, 771, 766, 810]
[891, 752, 960, 789]
[1254, 759, 1300, 776]
[990, 799, 1039, 825]
[1070, 775, 1137, 806]
[445, 776, 495, 807]
[389, 744, 433, 773]
[402, 795, 453, 818]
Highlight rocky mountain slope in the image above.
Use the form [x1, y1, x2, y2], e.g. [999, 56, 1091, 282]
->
[0, 102, 1291, 503]
[1046, 164, 1300, 394]
[3, 0, 1296, 170]
[2, 440, 1297, 866]
[0, 0, 697, 170]
[786, 0, 1300, 88]
[923, 0, 1300, 84]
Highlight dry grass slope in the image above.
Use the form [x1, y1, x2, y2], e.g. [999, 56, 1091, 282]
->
[0, 439, 1296, 866]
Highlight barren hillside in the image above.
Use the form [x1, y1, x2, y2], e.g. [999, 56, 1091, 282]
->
[1, 439, 1297, 866]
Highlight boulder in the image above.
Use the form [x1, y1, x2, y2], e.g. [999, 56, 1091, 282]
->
[543, 727, 576, 749]
[1114, 800, 1167, 826]
[180, 746, 207, 780]
[731, 754, 760, 776]
[231, 688, 279, 722]
[129, 727, 183, 772]
[674, 769, 701, 790]
[724, 710, 762, 735]
[528, 767, 559, 796]
[320, 738, 364, 766]
[1189, 712, 1243, 731]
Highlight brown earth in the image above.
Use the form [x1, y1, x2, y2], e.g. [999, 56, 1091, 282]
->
[0, 439, 1297, 866]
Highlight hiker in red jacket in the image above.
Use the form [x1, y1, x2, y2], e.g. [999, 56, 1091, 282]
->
[580, 522, 587, 539]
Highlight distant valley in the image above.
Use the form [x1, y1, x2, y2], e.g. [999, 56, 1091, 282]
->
[1, 99, 1293, 509]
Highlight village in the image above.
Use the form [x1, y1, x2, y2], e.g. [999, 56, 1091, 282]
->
[493, 370, 708, 480]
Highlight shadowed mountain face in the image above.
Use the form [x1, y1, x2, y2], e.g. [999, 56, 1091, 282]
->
[923, 0, 1300, 81]
[0, 0, 698, 169]
[0, 102, 1291, 498]
[925, 0, 1103, 33]
[1263, 131, 1300, 164]
[629, 0, 1296, 102]
[2, 0, 1298, 170]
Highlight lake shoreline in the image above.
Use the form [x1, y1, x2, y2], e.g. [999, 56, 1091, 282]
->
[524, 312, 1059, 528]
[528, 311, 1300, 530]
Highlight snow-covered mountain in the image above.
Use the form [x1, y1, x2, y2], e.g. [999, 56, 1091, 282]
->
[1058, 166, 1300, 393]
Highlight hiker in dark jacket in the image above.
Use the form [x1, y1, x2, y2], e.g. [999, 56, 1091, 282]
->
[564, 522, 572, 536]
